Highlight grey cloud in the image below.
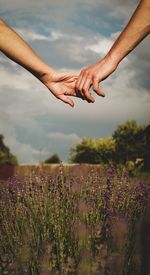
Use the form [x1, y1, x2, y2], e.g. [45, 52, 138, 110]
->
[0, 113, 40, 163]
[0, 0, 139, 37]
[125, 37, 150, 92]
[0, 0, 149, 164]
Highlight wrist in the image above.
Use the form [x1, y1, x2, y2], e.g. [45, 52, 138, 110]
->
[98, 52, 119, 73]
[37, 67, 55, 85]
[105, 51, 121, 68]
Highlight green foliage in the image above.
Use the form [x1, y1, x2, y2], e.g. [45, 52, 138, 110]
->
[70, 120, 147, 166]
[45, 153, 61, 164]
[70, 138, 97, 164]
[70, 137, 115, 164]
[125, 160, 144, 177]
[0, 134, 18, 165]
[95, 138, 116, 163]
[113, 120, 146, 164]
[70, 138, 115, 164]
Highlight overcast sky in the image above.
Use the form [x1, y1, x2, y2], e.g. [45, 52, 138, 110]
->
[0, 0, 150, 163]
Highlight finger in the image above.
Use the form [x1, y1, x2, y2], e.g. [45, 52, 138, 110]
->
[82, 77, 95, 103]
[75, 73, 85, 98]
[77, 71, 94, 102]
[93, 78, 105, 97]
[58, 95, 74, 107]
[78, 75, 87, 92]
[64, 89, 76, 97]
[64, 89, 84, 99]
[75, 88, 83, 99]
[75, 73, 82, 89]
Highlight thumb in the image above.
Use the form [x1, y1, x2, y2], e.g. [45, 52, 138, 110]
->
[59, 95, 74, 107]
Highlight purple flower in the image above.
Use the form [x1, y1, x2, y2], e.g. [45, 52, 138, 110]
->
[104, 189, 110, 199]
[107, 208, 114, 218]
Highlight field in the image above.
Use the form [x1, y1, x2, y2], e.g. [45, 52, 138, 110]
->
[0, 164, 150, 275]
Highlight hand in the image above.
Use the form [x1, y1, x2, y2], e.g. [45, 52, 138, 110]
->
[75, 54, 118, 102]
[40, 70, 81, 107]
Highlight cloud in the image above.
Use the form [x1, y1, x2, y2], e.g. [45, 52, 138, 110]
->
[15, 27, 67, 42]
[48, 132, 80, 142]
[46, 132, 81, 161]
[0, 0, 139, 20]
[0, 116, 40, 163]
[85, 36, 113, 55]
[0, 0, 149, 164]
[108, 0, 139, 21]
[0, 66, 31, 91]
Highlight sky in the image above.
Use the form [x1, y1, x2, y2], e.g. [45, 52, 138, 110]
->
[0, 0, 150, 164]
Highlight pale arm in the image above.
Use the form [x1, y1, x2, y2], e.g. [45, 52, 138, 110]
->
[76, 0, 150, 101]
[109, 0, 150, 64]
[0, 19, 54, 79]
[0, 19, 79, 107]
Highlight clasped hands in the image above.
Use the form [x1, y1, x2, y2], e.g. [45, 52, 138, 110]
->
[40, 54, 117, 107]
[1, 0, 149, 106]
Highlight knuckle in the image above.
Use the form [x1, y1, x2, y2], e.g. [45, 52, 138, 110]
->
[81, 69, 85, 75]
[87, 70, 92, 77]
[82, 68, 89, 75]
[86, 73, 92, 79]
[93, 73, 97, 80]
[85, 69, 89, 74]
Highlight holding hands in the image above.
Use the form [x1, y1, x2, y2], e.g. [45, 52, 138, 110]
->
[0, 0, 150, 106]
[0, 19, 83, 107]
[75, 54, 117, 102]
[39, 71, 79, 107]
[76, 0, 150, 102]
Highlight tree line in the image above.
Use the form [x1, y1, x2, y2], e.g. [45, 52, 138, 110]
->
[70, 120, 147, 164]
[0, 120, 149, 171]
[45, 120, 149, 171]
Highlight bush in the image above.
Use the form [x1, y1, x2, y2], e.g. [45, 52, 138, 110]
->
[0, 134, 18, 165]
[45, 153, 61, 164]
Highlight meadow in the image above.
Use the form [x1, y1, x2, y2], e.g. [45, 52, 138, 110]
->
[0, 164, 150, 275]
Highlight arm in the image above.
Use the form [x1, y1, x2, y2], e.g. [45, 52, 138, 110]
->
[0, 19, 79, 107]
[76, 0, 150, 101]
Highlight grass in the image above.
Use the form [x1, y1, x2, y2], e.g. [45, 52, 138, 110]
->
[0, 164, 149, 274]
